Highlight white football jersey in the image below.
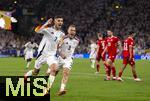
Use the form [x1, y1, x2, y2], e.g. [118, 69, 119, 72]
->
[37, 26, 65, 56]
[24, 42, 38, 53]
[0, 18, 5, 29]
[60, 36, 79, 58]
[90, 43, 97, 55]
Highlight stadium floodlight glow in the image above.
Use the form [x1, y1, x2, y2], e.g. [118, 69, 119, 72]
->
[14, 1, 17, 4]
[115, 5, 119, 9]
[41, 17, 44, 21]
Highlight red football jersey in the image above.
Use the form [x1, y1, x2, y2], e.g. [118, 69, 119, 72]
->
[106, 36, 119, 56]
[97, 38, 107, 54]
[123, 37, 134, 57]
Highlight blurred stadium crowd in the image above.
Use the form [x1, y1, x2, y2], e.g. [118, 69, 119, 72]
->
[0, 0, 149, 56]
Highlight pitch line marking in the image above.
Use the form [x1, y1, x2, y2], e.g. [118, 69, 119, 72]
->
[0, 70, 134, 80]
[70, 72, 133, 80]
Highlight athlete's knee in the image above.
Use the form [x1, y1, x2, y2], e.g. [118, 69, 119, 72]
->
[130, 63, 135, 68]
[50, 67, 57, 73]
[63, 71, 69, 83]
[50, 67, 57, 76]
[63, 68, 70, 76]
[106, 60, 111, 66]
[64, 71, 69, 77]
[51, 64, 58, 71]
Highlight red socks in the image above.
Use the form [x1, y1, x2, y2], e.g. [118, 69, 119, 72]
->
[105, 64, 111, 76]
[96, 64, 100, 72]
[111, 66, 116, 77]
[118, 69, 123, 77]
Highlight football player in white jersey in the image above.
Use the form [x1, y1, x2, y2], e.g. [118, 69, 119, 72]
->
[46, 24, 79, 96]
[25, 16, 65, 91]
[24, 41, 38, 68]
[89, 38, 97, 68]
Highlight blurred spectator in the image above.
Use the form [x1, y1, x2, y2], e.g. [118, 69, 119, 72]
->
[0, 0, 149, 55]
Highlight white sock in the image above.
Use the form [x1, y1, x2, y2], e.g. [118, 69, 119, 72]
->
[91, 59, 95, 67]
[60, 83, 66, 91]
[25, 70, 33, 76]
[26, 62, 30, 68]
[92, 59, 95, 65]
[48, 75, 55, 89]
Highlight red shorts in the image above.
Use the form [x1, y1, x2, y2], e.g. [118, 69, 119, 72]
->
[96, 53, 106, 61]
[108, 55, 116, 62]
[123, 56, 135, 66]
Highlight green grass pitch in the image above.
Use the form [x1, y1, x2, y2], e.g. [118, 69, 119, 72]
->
[0, 57, 150, 101]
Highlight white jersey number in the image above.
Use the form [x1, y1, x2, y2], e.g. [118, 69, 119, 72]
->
[102, 41, 105, 49]
[68, 45, 71, 50]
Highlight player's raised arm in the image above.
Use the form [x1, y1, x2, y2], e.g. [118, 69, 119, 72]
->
[35, 18, 53, 33]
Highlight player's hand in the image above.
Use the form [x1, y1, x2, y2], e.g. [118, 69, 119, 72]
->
[129, 56, 132, 61]
[60, 53, 66, 59]
[46, 18, 53, 25]
[36, 18, 53, 32]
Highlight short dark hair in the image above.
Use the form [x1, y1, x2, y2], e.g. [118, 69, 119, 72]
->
[107, 27, 114, 32]
[102, 32, 108, 38]
[69, 24, 76, 28]
[129, 31, 134, 35]
[97, 32, 102, 36]
[54, 15, 63, 19]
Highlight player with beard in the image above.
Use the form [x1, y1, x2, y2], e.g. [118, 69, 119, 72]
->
[102, 30, 122, 80]
[95, 32, 107, 74]
[46, 25, 79, 95]
[25, 16, 65, 92]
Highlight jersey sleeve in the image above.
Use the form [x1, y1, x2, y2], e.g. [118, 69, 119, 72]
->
[35, 43, 38, 48]
[24, 42, 30, 47]
[74, 37, 80, 46]
[37, 28, 50, 34]
[60, 31, 65, 39]
[128, 39, 134, 47]
[96, 40, 99, 45]
[116, 37, 121, 45]
[75, 40, 79, 48]
[77, 40, 80, 46]
[115, 37, 119, 42]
